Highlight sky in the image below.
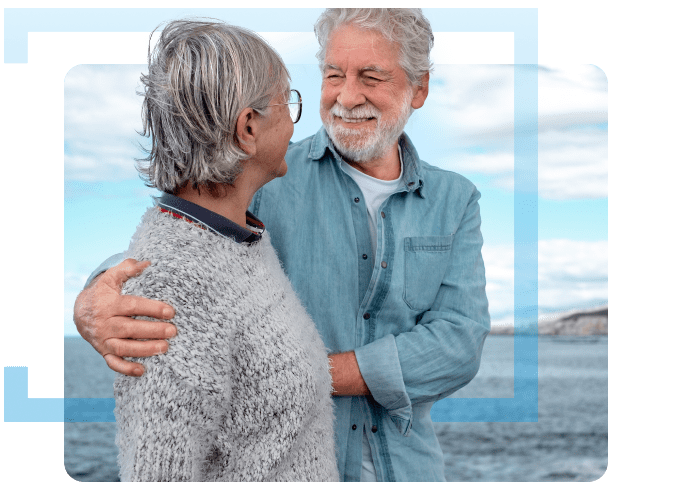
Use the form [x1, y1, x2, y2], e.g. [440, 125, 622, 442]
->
[64, 47, 608, 334]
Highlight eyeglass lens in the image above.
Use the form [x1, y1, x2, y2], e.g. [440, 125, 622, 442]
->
[289, 90, 302, 123]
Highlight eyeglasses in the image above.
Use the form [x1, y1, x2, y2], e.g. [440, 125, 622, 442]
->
[268, 89, 302, 124]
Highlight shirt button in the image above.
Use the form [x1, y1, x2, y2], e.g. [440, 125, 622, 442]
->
[371, 425, 378, 433]
[381, 261, 387, 269]
[363, 313, 370, 320]
[408, 182, 415, 187]
[380, 211, 385, 218]
[352, 424, 357, 430]
[362, 254, 368, 260]
[354, 197, 360, 203]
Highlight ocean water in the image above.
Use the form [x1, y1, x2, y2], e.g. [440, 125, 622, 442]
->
[64, 335, 607, 482]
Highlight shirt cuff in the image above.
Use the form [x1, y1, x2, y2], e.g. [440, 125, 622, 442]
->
[84, 253, 126, 288]
[354, 334, 413, 436]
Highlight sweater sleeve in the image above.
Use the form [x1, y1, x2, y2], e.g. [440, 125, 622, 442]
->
[114, 270, 235, 482]
[114, 366, 227, 482]
[115, 212, 238, 481]
[114, 273, 235, 481]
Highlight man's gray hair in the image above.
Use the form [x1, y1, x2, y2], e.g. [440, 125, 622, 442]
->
[314, 8, 434, 86]
[137, 19, 290, 194]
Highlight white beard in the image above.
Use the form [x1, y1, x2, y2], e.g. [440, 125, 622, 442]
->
[323, 90, 413, 163]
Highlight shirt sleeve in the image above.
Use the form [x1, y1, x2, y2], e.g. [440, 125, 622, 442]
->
[83, 252, 125, 288]
[354, 334, 413, 435]
[355, 188, 490, 435]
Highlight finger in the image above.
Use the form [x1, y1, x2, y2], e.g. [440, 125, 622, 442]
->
[105, 259, 151, 288]
[107, 316, 177, 340]
[117, 295, 175, 320]
[103, 354, 146, 377]
[103, 338, 170, 359]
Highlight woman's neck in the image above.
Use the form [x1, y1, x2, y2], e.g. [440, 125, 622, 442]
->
[176, 182, 254, 229]
[175, 160, 277, 228]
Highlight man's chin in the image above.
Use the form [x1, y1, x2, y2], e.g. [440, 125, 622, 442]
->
[327, 127, 368, 145]
[333, 125, 374, 139]
[335, 137, 373, 152]
[334, 142, 385, 164]
[331, 138, 373, 159]
[324, 123, 382, 162]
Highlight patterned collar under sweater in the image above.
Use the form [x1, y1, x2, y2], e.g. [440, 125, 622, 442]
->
[114, 193, 338, 482]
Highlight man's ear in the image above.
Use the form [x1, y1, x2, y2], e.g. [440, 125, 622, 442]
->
[410, 73, 429, 109]
[235, 107, 258, 157]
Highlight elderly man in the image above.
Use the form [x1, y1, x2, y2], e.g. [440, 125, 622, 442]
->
[75, 8, 489, 482]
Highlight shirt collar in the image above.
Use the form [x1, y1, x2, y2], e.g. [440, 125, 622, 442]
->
[308, 126, 425, 197]
[156, 192, 264, 244]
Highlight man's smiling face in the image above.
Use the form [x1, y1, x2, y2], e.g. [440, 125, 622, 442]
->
[320, 24, 425, 163]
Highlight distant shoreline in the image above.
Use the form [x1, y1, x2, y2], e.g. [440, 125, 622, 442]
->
[489, 305, 608, 336]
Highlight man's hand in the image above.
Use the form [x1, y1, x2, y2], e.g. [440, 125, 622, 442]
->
[329, 352, 370, 396]
[73, 259, 176, 377]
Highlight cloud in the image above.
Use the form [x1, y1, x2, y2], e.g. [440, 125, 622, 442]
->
[259, 32, 318, 56]
[65, 271, 89, 291]
[538, 239, 608, 313]
[423, 64, 607, 200]
[538, 128, 608, 198]
[483, 239, 608, 325]
[481, 244, 515, 324]
[539, 65, 608, 118]
[64, 64, 148, 182]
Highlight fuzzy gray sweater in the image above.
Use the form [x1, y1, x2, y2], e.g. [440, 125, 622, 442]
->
[114, 207, 338, 482]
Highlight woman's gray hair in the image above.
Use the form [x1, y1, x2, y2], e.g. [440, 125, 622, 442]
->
[137, 19, 290, 195]
[314, 8, 434, 86]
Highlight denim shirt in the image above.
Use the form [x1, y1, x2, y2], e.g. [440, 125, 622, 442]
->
[88, 128, 490, 482]
[250, 128, 490, 482]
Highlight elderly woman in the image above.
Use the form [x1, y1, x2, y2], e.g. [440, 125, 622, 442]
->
[113, 20, 337, 482]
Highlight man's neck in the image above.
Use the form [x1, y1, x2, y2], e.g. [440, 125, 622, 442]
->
[343, 141, 401, 181]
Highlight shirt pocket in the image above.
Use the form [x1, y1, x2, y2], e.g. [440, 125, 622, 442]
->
[403, 235, 455, 312]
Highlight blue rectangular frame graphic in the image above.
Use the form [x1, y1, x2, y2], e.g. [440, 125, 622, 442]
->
[4, 7, 538, 423]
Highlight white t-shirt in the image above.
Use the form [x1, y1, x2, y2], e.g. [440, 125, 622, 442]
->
[361, 426, 376, 481]
[339, 149, 404, 482]
[338, 152, 404, 261]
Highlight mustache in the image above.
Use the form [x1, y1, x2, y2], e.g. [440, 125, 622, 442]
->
[329, 103, 381, 120]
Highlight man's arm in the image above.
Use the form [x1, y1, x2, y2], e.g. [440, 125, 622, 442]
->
[352, 188, 490, 434]
[328, 351, 369, 396]
[77, 259, 368, 386]
[73, 258, 177, 376]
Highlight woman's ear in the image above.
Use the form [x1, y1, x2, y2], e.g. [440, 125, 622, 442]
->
[235, 107, 258, 157]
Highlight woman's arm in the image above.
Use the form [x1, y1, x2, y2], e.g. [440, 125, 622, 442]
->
[115, 365, 221, 482]
[114, 213, 237, 481]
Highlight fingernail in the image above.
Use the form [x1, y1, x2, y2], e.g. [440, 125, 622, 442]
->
[163, 307, 174, 318]
[133, 368, 143, 376]
[165, 326, 176, 337]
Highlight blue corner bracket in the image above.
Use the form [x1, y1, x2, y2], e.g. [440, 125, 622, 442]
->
[4, 367, 115, 422]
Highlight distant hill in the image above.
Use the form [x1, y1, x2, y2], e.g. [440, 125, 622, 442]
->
[489, 305, 608, 336]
